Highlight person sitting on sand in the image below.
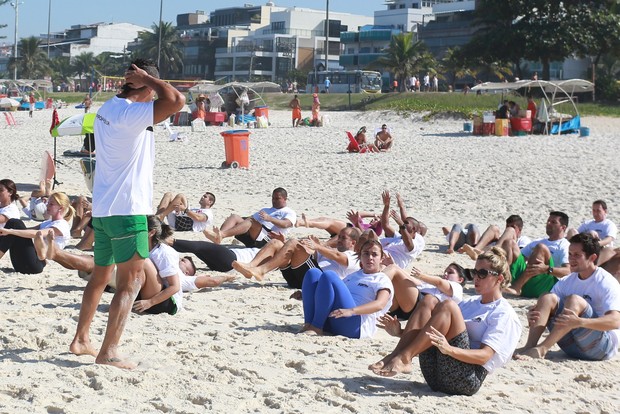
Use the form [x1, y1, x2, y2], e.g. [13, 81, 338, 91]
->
[384, 263, 469, 323]
[203, 187, 296, 248]
[369, 247, 521, 396]
[299, 239, 393, 338]
[379, 191, 425, 269]
[34, 223, 235, 293]
[458, 214, 532, 259]
[156, 191, 215, 232]
[0, 179, 22, 229]
[566, 200, 617, 266]
[503, 211, 570, 298]
[18, 179, 53, 222]
[375, 124, 394, 151]
[514, 233, 620, 361]
[232, 226, 361, 288]
[0, 192, 74, 274]
[295, 210, 382, 248]
[354, 126, 380, 152]
[442, 223, 480, 254]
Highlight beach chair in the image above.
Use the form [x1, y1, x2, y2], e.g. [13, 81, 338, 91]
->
[346, 131, 368, 153]
[164, 121, 180, 141]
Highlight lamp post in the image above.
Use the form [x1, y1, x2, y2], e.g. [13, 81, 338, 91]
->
[157, 0, 163, 68]
[324, 0, 329, 73]
[47, 0, 52, 58]
[10, 1, 22, 80]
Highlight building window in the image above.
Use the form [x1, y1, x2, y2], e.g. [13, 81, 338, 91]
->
[271, 21, 285, 30]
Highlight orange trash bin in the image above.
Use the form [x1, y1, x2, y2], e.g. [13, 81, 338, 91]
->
[220, 130, 250, 169]
[254, 106, 269, 120]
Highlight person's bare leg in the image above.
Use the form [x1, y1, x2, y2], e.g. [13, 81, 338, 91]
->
[40, 230, 94, 272]
[70, 264, 115, 357]
[34, 231, 49, 261]
[233, 239, 296, 281]
[155, 192, 174, 220]
[472, 224, 501, 252]
[388, 268, 422, 314]
[95, 254, 145, 369]
[506, 243, 551, 295]
[72, 211, 91, 238]
[244, 239, 285, 267]
[597, 246, 616, 266]
[194, 274, 236, 289]
[295, 215, 347, 236]
[369, 294, 439, 372]
[602, 255, 620, 283]
[75, 227, 95, 251]
[136, 258, 162, 300]
[445, 224, 463, 254]
[203, 214, 252, 244]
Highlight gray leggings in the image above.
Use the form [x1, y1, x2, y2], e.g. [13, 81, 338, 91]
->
[419, 330, 488, 396]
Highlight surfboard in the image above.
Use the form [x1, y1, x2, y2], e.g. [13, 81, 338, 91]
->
[39, 150, 55, 183]
[79, 157, 96, 193]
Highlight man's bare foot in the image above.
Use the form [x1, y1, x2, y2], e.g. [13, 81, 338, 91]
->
[441, 226, 449, 236]
[231, 261, 264, 281]
[372, 355, 413, 377]
[45, 231, 57, 260]
[34, 231, 48, 261]
[459, 244, 480, 260]
[69, 337, 98, 357]
[503, 286, 521, 296]
[203, 227, 222, 244]
[95, 353, 138, 370]
[296, 213, 308, 228]
[516, 346, 547, 360]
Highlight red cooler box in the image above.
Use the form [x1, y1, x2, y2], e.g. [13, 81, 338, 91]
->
[204, 111, 226, 125]
[510, 117, 532, 133]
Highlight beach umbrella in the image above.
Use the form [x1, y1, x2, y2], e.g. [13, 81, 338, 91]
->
[0, 97, 20, 108]
[49, 108, 60, 135]
[51, 112, 96, 137]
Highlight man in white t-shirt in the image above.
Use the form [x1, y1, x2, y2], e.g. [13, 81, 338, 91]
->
[232, 226, 361, 289]
[69, 58, 185, 369]
[567, 200, 618, 267]
[503, 211, 571, 298]
[204, 187, 296, 248]
[515, 233, 620, 360]
[458, 214, 532, 259]
[156, 191, 215, 232]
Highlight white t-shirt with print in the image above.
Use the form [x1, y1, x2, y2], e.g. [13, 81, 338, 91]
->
[381, 233, 425, 270]
[459, 296, 522, 374]
[342, 269, 393, 339]
[0, 203, 20, 228]
[317, 250, 359, 279]
[149, 243, 183, 312]
[551, 267, 620, 358]
[39, 219, 71, 249]
[252, 206, 296, 238]
[521, 237, 569, 265]
[93, 96, 154, 217]
[418, 280, 463, 304]
[578, 219, 618, 246]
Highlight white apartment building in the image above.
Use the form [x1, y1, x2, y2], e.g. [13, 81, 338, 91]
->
[214, 6, 372, 82]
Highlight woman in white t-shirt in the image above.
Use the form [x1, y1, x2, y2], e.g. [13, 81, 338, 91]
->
[369, 247, 522, 395]
[299, 240, 393, 338]
[379, 263, 470, 336]
[132, 216, 183, 315]
[0, 191, 74, 274]
[0, 179, 21, 229]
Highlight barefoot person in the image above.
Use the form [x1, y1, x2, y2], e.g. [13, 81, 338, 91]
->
[289, 94, 302, 127]
[203, 187, 295, 248]
[299, 239, 393, 338]
[156, 191, 215, 232]
[515, 233, 620, 361]
[369, 248, 521, 396]
[374, 124, 394, 151]
[69, 58, 185, 369]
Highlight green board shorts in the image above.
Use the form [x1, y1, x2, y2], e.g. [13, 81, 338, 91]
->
[510, 254, 557, 298]
[92, 215, 149, 266]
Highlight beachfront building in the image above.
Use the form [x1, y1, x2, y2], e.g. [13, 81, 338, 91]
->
[212, 6, 372, 83]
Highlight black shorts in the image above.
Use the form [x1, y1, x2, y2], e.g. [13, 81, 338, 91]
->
[136, 292, 178, 315]
[280, 256, 319, 289]
[388, 290, 426, 320]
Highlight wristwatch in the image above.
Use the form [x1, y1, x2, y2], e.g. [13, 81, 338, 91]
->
[548, 266, 554, 275]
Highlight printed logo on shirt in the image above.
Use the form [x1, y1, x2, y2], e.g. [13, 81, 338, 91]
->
[358, 283, 369, 288]
[583, 294, 592, 303]
[96, 113, 110, 125]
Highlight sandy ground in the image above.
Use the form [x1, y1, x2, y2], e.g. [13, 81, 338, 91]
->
[0, 105, 619, 413]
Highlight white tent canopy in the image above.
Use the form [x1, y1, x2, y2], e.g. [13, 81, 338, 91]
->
[189, 81, 282, 95]
[471, 79, 594, 93]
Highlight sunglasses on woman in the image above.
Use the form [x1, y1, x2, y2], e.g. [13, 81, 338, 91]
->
[469, 268, 499, 279]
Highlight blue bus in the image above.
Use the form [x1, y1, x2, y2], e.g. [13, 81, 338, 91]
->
[306, 70, 382, 93]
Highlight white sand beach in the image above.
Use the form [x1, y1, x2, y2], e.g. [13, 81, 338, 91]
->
[0, 105, 619, 413]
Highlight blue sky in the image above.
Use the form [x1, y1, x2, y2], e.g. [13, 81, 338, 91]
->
[0, 0, 383, 44]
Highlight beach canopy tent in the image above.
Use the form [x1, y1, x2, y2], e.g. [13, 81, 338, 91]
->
[188, 81, 281, 116]
[0, 97, 20, 109]
[471, 79, 593, 134]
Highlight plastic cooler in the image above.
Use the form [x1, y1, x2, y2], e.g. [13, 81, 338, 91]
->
[220, 130, 250, 169]
[254, 106, 269, 120]
[510, 117, 532, 133]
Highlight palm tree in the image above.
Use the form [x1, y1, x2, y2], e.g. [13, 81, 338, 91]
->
[72, 52, 95, 91]
[135, 21, 183, 79]
[371, 32, 428, 92]
[49, 56, 75, 87]
[440, 47, 478, 91]
[94, 52, 125, 77]
[8, 36, 51, 79]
